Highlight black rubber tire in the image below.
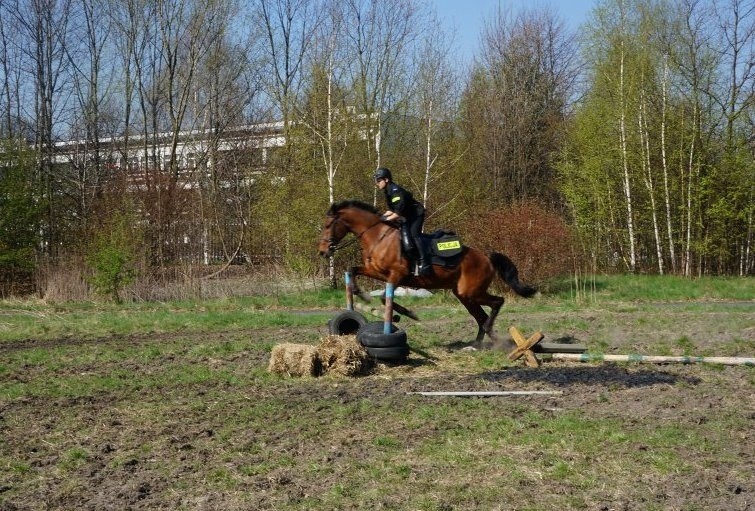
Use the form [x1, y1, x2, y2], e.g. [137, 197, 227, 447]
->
[364, 344, 410, 362]
[328, 310, 367, 335]
[357, 321, 408, 348]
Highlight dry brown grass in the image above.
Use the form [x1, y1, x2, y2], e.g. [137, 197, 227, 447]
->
[317, 335, 372, 377]
[268, 335, 373, 378]
[267, 343, 322, 377]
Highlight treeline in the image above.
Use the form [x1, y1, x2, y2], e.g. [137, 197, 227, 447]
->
[0, 0, 752, 299]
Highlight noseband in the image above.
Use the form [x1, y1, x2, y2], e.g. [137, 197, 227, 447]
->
[323, 216, 352, 252]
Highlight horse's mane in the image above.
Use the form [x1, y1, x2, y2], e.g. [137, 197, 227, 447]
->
[328, 200, 379, 216]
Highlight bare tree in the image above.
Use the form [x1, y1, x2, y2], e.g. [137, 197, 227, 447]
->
[64, 0, 115, 232]
[195, 5, 263, 268]
[0, 0, 15, 136]
[6, 0, 73, 258]
[252, 0, 321, 144]
[342, 0, 421, 170]
[475, 5, 577, 208]
[297, 0, 351, 283]
[411, 14, 458, 210]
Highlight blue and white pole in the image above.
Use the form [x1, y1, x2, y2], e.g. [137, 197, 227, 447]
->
[344, 271, 354, 311]
[383, 283, 395, 334]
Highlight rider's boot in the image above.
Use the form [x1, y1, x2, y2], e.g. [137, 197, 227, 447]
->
[415, 242, 432, 276]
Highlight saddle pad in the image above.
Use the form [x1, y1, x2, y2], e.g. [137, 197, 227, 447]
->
[431, 235, 463, 257]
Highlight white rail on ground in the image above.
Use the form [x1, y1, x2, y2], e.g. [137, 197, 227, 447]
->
[550, 353, 755, 366]
[408, 391, 564, 397]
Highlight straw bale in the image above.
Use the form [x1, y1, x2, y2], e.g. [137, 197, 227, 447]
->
[267, 343, 322, 377]
[317, 335, 371, 377]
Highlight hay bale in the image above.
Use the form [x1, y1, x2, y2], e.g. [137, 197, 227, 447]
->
[317, 335, 371, 377]
[268, 343, 322, 377]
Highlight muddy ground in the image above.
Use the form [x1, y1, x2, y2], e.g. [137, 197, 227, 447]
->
[1, 302, 753, 510]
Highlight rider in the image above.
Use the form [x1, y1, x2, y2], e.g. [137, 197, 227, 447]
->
[374, 167, 432, 276]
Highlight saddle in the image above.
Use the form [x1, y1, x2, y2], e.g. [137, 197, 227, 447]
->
[400, 228, 463, 269]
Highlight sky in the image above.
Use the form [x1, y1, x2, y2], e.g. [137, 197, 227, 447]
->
[431, 0, 596, 65]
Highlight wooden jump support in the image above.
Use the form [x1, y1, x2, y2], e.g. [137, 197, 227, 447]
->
[507, 326, 544, 368]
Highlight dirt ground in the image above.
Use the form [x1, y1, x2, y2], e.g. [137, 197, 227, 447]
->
[1, 302, 753, 510]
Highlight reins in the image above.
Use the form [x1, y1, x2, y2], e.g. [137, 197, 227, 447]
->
[326, 214, 392, 253]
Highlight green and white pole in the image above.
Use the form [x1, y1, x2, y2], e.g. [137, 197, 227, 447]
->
[551, 353, 755, 366]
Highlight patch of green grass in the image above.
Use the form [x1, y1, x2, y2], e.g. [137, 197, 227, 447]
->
[476, 351, 511, 371]
[0, 275, 751, 510]
[675, 336, 697, 355]
[548, 274, 754, 302]
[372, 435, 402, 450]
[58, 447, 89, 471]
[0, 296, 332, 342]
[1, 275, 751, 343]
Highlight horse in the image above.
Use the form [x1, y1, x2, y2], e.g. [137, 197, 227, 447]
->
[317, 200, 536, 345]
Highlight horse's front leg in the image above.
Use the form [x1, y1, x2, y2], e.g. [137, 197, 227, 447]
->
[377, 271, 420, 321]
[348, 266, 376, 302]
[379, 293, 419, 321]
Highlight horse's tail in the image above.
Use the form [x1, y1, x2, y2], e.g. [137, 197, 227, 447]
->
[489, 252, 537, 297]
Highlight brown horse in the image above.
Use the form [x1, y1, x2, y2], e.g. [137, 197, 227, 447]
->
[318, 200, 536, 345]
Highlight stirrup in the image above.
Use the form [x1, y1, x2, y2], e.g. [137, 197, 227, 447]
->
[415, 263, 432, 276]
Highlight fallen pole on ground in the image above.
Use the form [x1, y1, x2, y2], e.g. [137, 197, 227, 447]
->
[354, 302, 384, 318]
[408, 391, 564, 397]
[549, 353, 755, 366]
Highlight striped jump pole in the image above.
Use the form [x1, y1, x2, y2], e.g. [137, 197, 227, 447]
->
[550, 353, 755, 366]
[383, 282, 395, 334]
[344, 271, 354, 311]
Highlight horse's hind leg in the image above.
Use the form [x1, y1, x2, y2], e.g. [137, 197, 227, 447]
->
[481, 293, 505, 339]
[454, 291, 488, 346]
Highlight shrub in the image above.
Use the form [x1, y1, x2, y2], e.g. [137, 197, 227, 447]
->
[0, 139, 41, 296]
[85, 211, 140, 303]
[461, 201, 577, 286]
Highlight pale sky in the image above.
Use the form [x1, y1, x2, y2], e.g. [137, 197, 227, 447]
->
[431, 0, 596, 65]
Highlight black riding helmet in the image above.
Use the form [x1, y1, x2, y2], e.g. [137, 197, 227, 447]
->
[374, 167, 392, 181]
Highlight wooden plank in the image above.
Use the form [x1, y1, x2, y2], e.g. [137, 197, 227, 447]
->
[510, 326, 529, 347]
[524, 350, 541, 368]
[533, 342, 587, 354]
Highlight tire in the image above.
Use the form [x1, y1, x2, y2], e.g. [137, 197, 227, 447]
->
[364, 344, 410, 362]
[357, 321, 408, 348]
[328, 310, 367, 336]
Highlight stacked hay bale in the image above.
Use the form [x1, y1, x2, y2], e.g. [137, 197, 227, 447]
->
[267, 343, 322, 377]
[268, 335, 372, 378]
[317, 335, 370, 376]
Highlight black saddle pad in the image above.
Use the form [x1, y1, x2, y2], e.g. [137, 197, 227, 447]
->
[419, 231, 463, 268]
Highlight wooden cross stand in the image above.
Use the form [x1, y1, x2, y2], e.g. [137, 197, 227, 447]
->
[507, 326, 544, 368]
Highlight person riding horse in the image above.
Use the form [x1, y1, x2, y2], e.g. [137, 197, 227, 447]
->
[374, 167, 432, 276]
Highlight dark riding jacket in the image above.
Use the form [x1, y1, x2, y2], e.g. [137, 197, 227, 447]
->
[383, 182, 424, 220]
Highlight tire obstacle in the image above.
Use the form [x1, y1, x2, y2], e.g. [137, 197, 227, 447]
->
[328, 273, 409, 363]
[326, 277, 751, 368]
[327, 272, 591, 366]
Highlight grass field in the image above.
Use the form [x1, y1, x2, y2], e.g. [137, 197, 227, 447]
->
[0, 275, 753, 510]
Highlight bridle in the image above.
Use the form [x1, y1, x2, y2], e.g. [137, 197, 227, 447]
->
[322, 213, 386, 253]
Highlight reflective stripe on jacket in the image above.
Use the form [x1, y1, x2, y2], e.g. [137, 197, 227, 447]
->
[384, 182, 423, 218]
